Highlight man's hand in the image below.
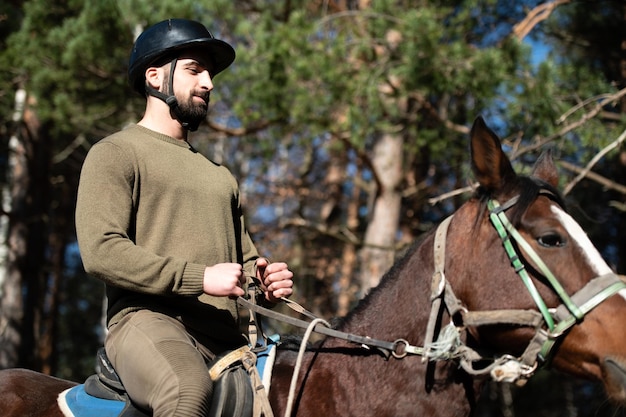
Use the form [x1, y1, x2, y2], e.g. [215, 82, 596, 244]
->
[256, 258, 294, 303]
[203, 263, 245, 297]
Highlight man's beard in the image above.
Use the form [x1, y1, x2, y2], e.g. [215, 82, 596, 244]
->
[175, 90, 210, 129]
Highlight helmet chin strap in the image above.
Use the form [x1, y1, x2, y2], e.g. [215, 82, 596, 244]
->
[145, 58, 201, 132]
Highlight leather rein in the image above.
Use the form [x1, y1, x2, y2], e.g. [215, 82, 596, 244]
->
[239, 194, 626, 385]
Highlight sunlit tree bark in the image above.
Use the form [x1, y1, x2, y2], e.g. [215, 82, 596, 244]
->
[0, 87, 27, 369]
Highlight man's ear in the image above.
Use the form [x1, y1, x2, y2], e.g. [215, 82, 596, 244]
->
[144, 67, 162, 90]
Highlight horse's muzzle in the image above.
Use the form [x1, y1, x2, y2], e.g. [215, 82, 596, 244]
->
[604, 356, 626, 404]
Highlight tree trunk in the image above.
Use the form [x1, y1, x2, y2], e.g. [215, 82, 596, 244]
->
[0, 88, 28, 369]
[358, 132, 403, 295]
[336, 161, 361, 316]
[17, 95, 45, 371]
[7, 92, 54, 373]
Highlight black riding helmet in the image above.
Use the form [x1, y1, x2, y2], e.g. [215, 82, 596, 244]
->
[128, 19, 235, 130]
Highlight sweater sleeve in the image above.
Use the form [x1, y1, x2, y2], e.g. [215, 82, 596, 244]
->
[75, 141, 204, 296]
[234, 178, 260, 284]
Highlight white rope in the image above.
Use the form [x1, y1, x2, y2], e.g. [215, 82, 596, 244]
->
[284, 318, 331, 417]
[424, 323, 462, 361]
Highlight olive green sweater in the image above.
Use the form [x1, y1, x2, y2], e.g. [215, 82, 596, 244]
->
[75, 124, 259, 349]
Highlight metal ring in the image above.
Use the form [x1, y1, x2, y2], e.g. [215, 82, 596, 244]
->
[392, 339, 409, 359]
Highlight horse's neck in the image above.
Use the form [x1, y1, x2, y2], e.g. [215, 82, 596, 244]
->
[277, 233, 479, 417]
[336, 233, 436, 342]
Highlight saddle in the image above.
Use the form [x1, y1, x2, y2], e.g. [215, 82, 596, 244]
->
[58, 345, 275, 417]
[84, 348, 150, 417]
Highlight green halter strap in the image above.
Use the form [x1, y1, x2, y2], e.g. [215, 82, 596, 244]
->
[487, 198, 584, 331]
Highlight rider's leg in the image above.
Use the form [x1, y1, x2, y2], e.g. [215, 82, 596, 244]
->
[105, 310, 215, 417]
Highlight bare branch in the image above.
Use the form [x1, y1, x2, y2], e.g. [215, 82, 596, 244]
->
[562, 127, 626, 195]
[427, 184, 475, 206]
[559, 160, 626, 196]
[557, 93, 619, 124]
[280, 216, 408, 251]
[52, 134, 88, 164]
[512, 87, 626, 159]
[332, 131, 382, 194]
[206, 118, 273, 136]
[512, 0, 572, 41]
[609, 201, 626, 213]
[427, 88, 626, 206]
[409, 91, 470, 135]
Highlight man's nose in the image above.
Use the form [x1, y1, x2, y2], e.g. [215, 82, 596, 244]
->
[199, 70, 214, 90]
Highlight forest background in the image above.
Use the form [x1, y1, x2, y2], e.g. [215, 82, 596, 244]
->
[1, 0, 626, 416]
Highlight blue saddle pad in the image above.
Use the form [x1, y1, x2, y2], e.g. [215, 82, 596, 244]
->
[58, 384, 125, 417]
[256, 336, 278, 388]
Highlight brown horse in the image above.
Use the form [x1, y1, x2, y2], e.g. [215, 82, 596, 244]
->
[2, 117, 626, 417]
[267, 117, 626, 416]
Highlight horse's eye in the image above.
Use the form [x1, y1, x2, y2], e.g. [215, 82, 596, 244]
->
[537, 233, 565, 248]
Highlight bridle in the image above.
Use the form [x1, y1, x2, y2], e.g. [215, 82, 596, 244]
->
[239, 193, 626, 385]
[422, 194, 626, 384]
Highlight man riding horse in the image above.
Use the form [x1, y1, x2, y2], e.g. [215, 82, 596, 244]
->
[75, 18, 294, 417]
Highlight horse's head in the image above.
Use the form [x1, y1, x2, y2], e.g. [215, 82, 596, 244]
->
[445, 117, 626, 403]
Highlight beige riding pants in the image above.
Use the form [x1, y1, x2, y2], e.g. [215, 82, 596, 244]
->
[105, 310, 218, 417]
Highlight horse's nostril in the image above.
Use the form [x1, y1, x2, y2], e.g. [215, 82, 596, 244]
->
[604, 357, 626, 402]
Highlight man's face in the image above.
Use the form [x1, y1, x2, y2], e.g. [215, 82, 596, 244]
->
[163, 52, 214, 127]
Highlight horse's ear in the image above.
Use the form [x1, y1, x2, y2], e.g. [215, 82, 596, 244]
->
[531, 150, 559, 188]
[470, 116, 516, 191]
